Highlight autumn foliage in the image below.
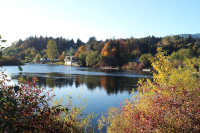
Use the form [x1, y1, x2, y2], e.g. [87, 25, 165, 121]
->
[98, 48, 200, 132]
[59, 51, 66, 61]
[0, 70, 95, 132]
[101, 40, 116, 58]
[75, 45, 87, 57]
[0, 73, 57, 132]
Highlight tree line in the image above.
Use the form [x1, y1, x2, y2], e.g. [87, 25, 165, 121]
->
[76, 35, 200, 68]
[3, 35, 83, 62]
[3, 35, 200, 67]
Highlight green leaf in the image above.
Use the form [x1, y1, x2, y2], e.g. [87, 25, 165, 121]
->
[0, 35, 1, 39]
[14, 86, 19, 93]
[1, 47, 5, 49]
[1, 40, 6, 43]
[18, 65, 23, 71]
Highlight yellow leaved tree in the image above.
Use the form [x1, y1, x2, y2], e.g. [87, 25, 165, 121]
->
[98, 48, 200, 132]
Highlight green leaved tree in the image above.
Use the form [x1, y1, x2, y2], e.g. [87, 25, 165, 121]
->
[86, 51, 102, 67]
[35, 53, 41, 61]
[47, 39, 59, 61]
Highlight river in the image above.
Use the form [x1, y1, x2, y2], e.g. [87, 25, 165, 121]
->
[2, 63, 152, 132]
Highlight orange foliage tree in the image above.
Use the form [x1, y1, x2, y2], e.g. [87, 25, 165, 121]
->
[101, 40, 117, 58]
[75, 45, 87, 57]
[59, 51, 66, 61]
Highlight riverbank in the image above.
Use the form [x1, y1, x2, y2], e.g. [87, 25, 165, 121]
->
[0, 57, 24, 66]
[22, 60, 152, 71]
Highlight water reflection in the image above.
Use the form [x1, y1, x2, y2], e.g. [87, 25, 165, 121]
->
[11, 73, 140, 95]
[100, 75, 138, 95]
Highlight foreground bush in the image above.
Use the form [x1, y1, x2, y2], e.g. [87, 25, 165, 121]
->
[0, 72, 55, 132]
[98, 48, 200, 132]
[0, 69, 96, 132]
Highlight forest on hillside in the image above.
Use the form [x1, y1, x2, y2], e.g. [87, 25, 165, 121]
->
[3, 36, 83, 61]
[2, 35, 200, 68]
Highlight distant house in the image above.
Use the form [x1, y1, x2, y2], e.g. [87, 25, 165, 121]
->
[40, 58, 46, 61]
[64, 56, 79, 66]
[65, 56, 75, 61]
[53, 59, 59, 62]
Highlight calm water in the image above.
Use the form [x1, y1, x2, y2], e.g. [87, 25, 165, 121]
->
[2, 63, 152, 132]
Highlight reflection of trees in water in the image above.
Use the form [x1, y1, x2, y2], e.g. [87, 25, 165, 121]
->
[85, 75, 102, 90]
[75, 74, 139, 95]
[74, 75, 102, 90]
[45, 73, 74, 88]
[12, 73, 75, 88]
[11, 73, 139, 94]
[75, 75, 82, 88]
[46, 73, 56, 88]
[37, 77, 47, 87]
[100, 76, 138, 95]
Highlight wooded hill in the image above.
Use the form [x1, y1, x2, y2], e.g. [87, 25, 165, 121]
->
[3, 36, 84, 60]
[2, 34, 200, 67]
[178, 33, 200, 38]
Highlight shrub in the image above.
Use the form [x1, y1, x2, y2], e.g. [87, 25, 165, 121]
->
[0, 69, 96, 132]
[136, 63, 144, 70]
[0, 73, 55, 132]
[139, 53, 153, 68]
[98, 48, 200, 132]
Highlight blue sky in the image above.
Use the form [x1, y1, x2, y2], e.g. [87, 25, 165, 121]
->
[1, 0, 199, 47]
